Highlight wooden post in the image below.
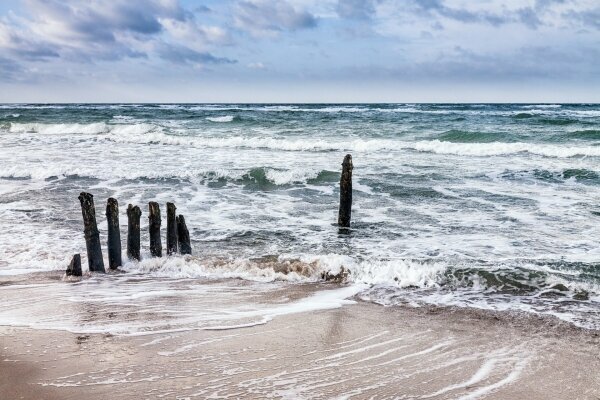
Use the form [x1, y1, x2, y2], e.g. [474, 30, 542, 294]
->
[78, 192, 105, 273]
[127, 204, 141, 261]
[166, 202, 178, 255]
[148, 202, 162, 257]
[338, 154, 353, 228]
[177, 215, 192, 255]
[66, 254, 82, 277]
[106, 198, 122, 269]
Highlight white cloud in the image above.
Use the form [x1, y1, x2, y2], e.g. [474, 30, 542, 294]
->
[233, 0, 318, 37]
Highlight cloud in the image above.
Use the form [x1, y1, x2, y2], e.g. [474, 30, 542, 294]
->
[22, 0, 187, 43]
[247, 62, 266, 69]
[400, 0, 573, 29]
[0, 56, 21, 81]
[233, 0, 317, 37]
[0, 0, 232, 64]
[156, 44, 236, 65]
[566, 6, 600, 30]
[336, 0, 379, 20]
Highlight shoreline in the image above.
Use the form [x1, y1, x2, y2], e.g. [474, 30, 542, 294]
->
[1, 289, 599, 399]
[2, 269, 599, 334]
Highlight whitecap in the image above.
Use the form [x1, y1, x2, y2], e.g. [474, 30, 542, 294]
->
[206, 115, 235, 122]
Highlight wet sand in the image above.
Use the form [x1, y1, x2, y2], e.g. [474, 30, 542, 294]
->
[1, 299, 599, 399]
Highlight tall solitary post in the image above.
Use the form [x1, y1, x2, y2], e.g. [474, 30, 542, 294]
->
[166, 202, 178, 255]
[78, 192, 105, 273]
[127, 204, 142, 261]
[338, 154, 353, 228]
[148, 202, 162, 257]
[177, 215, 192, 255]
[106, 198, 122, 269]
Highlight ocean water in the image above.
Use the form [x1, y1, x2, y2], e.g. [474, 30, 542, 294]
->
[0, 103, 599, 330]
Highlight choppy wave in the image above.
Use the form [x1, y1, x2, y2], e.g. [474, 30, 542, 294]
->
[496, 168, 600, 184]
[437, 130, 508, 143]
[411, 140, 600, 158]
[206, 115, 235, 122]
[0, 165, 334, 186]
[7, 121, 599, 158]
[7, 122, 160, 135]
[566, 130, 600, 140]
[121, 254, 600, 305]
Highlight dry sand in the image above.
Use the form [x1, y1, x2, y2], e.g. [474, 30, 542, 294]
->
[1, 297, 599, 399]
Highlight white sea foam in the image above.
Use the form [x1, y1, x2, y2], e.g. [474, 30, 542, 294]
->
[9, 122, 109, 135]
[23, 125, 590, 157]
[0, 164, 325, 185]
[7, 122, 160, 135]
[411, 140, 600, 158]
[206, 115, 235, 122]
[522, 104, 562, 109]
[121, 256, 323, 282]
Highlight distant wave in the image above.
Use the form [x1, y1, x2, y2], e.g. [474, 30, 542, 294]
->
[410, 140, 600, 158]
[4, 122, 600, 158]
[206, 115, 235, 122]
[0, 165, 338, 186]
[522, 104, 562, 109]
[565, 130, 600, 140]
[497, 168, 600, 185]
[106, 133, 600, 158]
[437, 130, 508, 143]
[7, 122, 159, 135]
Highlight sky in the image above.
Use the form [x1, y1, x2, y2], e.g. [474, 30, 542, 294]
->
[0, 0, 598, 103]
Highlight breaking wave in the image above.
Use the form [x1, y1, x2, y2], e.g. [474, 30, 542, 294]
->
[121, 254, 600, 303]
[7, 122, 160, 135]
[206, 115, 236, 122]
[0, 165, 337, 186]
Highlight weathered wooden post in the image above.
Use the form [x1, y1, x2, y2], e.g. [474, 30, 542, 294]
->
[338, 154, 353, 228]
[148, 202, 162, 257]
[66, 254, 82, 277]
[166, 202, 178, 255]
[78, 192, 105, 273]
[127, 204, 142, 261]
[177, 215, 192, 255]
[106, 198, 122, 269]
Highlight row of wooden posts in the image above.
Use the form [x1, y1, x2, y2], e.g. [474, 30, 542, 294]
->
[66, 154, 353, 276]
[66, 197, 192, 277]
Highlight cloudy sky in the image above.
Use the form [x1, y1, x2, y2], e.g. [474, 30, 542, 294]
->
[0, 0, 598, 102]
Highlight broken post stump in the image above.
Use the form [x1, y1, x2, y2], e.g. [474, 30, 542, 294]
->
[148, 202, 162, 257]
[78, 192, 105, 273]
[338, 154, 353, 228]
[177, 215, 192, 255]
[106, 198, 122, 269]
[166, 202, 178, 255]
[66, 254, 82, 277]
[127, 204, 142, 261]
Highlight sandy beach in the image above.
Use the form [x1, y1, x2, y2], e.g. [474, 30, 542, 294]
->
[1, 279, 599, 399]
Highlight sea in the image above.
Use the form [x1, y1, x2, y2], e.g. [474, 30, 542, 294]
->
[0, 103, 598, 333]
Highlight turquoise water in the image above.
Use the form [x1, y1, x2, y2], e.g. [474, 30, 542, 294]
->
[0, 103, 599, 328]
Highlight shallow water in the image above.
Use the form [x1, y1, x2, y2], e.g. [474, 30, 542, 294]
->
[0, 103, 598, 330]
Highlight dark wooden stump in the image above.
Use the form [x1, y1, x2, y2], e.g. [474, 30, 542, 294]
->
[148, 201, 162, 257]
[66, 254, 82, 277]
[78, 192, 105, 273]
[338, 154, 353, 228]
[127, 204, 142, 261]
[106, 198, 122, 269]
[166, 202, 178, 255]
[177, 215, 192, 255]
